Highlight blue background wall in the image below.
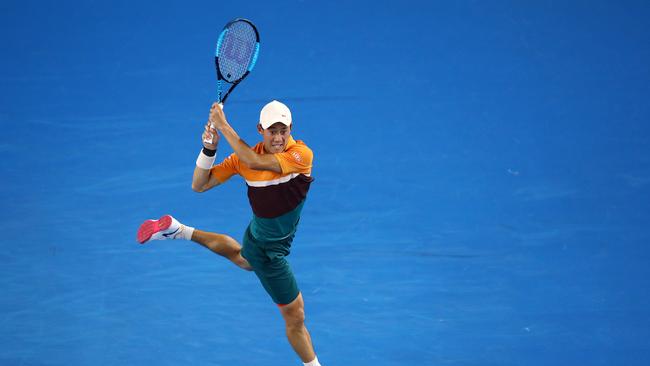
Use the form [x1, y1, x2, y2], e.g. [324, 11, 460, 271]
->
[1, 1, 649, 365]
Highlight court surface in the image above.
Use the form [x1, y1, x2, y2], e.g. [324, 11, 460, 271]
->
[1, 1, 649, 365]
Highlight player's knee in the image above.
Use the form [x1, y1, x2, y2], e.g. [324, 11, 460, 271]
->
[283, 306, 305, 329]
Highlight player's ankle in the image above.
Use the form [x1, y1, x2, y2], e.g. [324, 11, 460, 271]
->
[179, 225, 195, 240]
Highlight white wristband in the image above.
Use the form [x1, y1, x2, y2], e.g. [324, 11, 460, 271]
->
[196, 149, 216, 170]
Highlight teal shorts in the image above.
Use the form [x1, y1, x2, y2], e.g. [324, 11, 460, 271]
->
[241, 225, 299, 305]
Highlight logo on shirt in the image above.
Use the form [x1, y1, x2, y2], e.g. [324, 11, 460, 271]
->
[291, 151, 302, 163]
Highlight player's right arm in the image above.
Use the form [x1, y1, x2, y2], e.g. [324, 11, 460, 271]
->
[192, 122, 222, 192]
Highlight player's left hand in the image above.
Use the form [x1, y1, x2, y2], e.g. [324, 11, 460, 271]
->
[202, 121, 219, 149]
[209, 102, 227, 130]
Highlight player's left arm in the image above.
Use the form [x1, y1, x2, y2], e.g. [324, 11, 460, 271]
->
[209, 102, 282, 172]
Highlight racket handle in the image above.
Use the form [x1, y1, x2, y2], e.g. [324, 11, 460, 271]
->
[202, 103, 225, 144]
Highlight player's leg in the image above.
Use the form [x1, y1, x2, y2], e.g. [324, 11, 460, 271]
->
[253, 254, 320, 363]
[280, 293, 320, 365]
[191, 229, 252, 271]
[136, 215, 251, 271]
[244, 232, 321, 364]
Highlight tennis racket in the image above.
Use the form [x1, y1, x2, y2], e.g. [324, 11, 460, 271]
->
[205, 18, 260, 144]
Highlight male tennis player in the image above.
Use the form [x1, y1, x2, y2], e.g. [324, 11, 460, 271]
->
[136, 101, 321, 366]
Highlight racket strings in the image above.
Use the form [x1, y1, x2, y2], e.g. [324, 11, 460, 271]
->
[217, 21, 258, 82]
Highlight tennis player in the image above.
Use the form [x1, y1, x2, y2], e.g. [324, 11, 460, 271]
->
[136, 100, 321, 366]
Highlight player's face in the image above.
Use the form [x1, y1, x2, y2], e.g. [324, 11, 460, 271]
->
[259, 122, 291, 153]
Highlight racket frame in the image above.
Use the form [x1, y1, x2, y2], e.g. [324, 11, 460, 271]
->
[205, 18, 260, 144]
[215, 18, 260, 105]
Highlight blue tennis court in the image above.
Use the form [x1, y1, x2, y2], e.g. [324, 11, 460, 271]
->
[1, 1, 649, 365]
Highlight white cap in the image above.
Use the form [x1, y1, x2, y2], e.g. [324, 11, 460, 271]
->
[259, 100, 292, 129]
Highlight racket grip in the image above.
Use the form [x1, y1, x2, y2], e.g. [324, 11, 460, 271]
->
[202, 121, 216, 144]
[203, 104, 224, 144]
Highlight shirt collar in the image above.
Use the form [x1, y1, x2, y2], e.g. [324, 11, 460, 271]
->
[284, 135, 296, 151]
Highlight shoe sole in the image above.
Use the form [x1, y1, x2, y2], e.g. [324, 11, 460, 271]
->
[137, 215, 172, 244]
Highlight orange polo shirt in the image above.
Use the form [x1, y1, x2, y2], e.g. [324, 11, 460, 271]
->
[210, 136, 314, 219]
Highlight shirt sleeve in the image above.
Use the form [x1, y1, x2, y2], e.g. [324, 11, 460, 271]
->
[210, 153, 239, 183]
[274, 143, 313, 175]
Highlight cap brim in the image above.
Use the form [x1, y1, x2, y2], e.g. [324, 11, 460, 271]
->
[260, 120, 291, 129]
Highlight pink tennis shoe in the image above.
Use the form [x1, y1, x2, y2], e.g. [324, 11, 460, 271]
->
[137, 215, 183, 244]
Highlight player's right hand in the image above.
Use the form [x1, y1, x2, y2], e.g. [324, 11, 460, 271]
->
[202, 121, 219, 150]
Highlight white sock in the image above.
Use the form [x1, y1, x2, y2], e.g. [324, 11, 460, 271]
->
[180, 225, 195, 240]
[304, 356, 321, 366]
